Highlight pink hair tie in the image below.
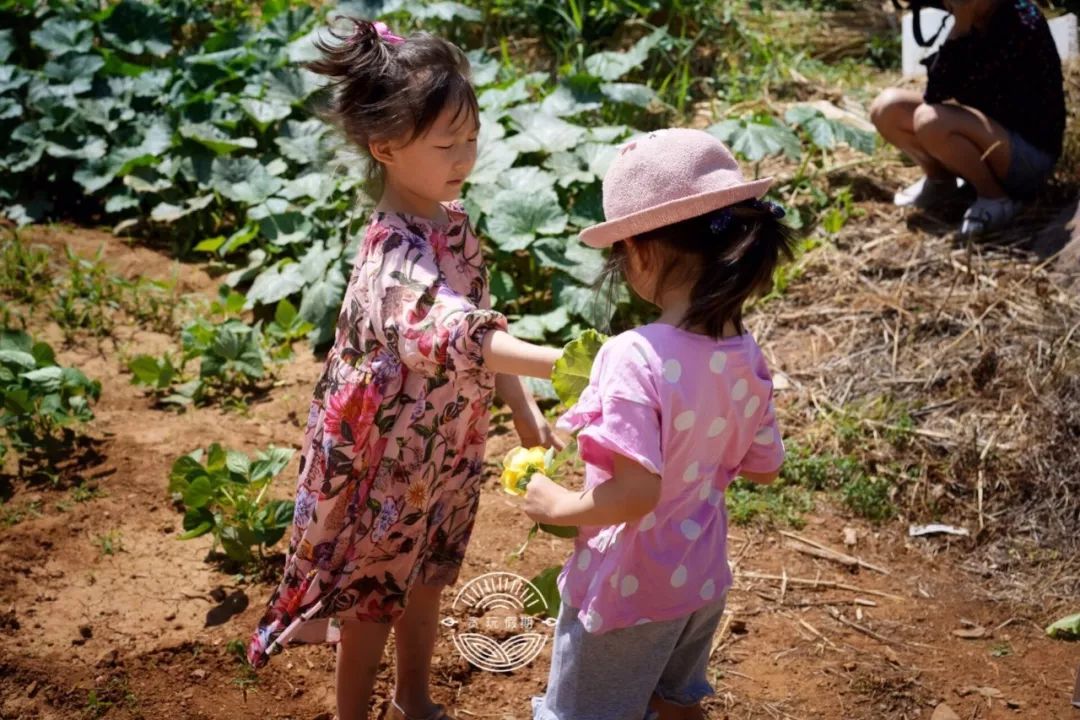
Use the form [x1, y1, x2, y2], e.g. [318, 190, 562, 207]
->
[373, 21, 404, 45]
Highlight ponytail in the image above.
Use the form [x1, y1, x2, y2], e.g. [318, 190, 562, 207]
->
[596, 200, 796, 339]
[305, 17, 478, 187]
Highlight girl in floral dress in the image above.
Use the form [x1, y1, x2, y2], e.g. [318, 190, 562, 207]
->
[247, 19, 562, 720]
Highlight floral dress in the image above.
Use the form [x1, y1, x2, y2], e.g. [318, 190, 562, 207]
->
[248, 202, 507, 668]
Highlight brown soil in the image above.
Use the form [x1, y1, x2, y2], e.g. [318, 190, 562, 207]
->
[1, 223, 1078, 720]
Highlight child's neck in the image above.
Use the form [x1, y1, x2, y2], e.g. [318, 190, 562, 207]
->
[654, 286, 740, 338]
[377, 180, 446, 224]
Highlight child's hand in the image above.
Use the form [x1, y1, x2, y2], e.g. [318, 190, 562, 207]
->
[513, 409, 565, 451]
[522, 473, 571, 525]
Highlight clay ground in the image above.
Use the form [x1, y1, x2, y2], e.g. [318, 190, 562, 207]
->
[1, 223, 1078, 720]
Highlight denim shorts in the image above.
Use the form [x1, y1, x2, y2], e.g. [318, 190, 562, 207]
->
[1003, 131, 1056, 200]
[532, 596, 728, 720]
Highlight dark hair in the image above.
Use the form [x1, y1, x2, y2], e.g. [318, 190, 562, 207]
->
[597, 201, 796, 339]
[307, 18, 479, 186]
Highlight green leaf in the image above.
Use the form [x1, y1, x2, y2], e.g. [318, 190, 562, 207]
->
[100, 0, 172, 57]
[274, 298, 298, 327]
[182, 476, 213, 509]
[552, 329, 607, 406]
[226, 450, 251, 480]
[179, 507, 214, 539]
[128, 354, 174, 389]
[508, 307, 570, 341]
[583, 27, 667, 81]
[784, 106, 876, 155]
[258, 211, 312, 245]
[211, 157, 282, 204]
[0, 30, 14, 63]
[31, 18, 94, 55]
[526, 566, 562, 617]
[469, 140, 519, 187]
[180, 123, 258, 155]
[251, 446, 293, 482]
[539, 84, 602, 117]
[599, 83, 658, 108]
[1046, 612, 1080, 640]
[508, 109, 587, 154]
[246, 262, 305, 307]
[539, 522, 578, 538]
[485, 187, 568, 252]
[708, 119, 801, 162]
[240, 97, 293, 132]
[169, 451, 205, 487]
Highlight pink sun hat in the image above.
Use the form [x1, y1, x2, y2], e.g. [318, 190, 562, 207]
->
[579, 128, 774, 248]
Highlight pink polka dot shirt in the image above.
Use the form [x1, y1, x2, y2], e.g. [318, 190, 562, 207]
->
[555, 324, 785, 633]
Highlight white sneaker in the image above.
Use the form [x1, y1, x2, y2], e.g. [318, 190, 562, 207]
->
[960, 196, 1020, 236]
[894, 176, 961, 208]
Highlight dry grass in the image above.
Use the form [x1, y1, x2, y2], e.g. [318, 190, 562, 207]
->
[748, 150, 1080, 603]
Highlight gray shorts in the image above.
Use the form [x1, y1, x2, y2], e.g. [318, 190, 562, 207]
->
[532, 596, 728, 720]
[1002, 130, 1056, 200]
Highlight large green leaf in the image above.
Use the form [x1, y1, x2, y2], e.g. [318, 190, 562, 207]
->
[100, 0, 173, 57]
[31, 19, 95, 55]
[240, 97, 293, 132]
[508, 307, 570, 341]
[469, 139, 519, 186]
[708, 119, 801, 162]
[552, 329, 607, 406]
[181, 123, 258, 155]
[245, 261, 306, 306]
[210, 157, 282, 204]
[784, 106, 876, 156]
[485, 187, 567, 252]
[508, 109, 587, 154]
[0, 30, 14, 63]
[583, 27, 667, 81]
[600, 82, 657, 108]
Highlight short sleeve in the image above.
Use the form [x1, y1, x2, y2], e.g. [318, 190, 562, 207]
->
[738, 396, 785, 475]
[364, 222, 506, 377]
[559, 334, 663, 477]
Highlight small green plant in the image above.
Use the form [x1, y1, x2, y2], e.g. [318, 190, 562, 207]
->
[115, 275, 184, 334]
[0, 330, 101, 466]
[264, 298, 314, 361]
[51, 246, 121, 340]
[168, 443, 295, 565]
[71, 482, 104, 503]
[84, 689, 112, 719]
[129, 315, 268, 407]
[840, 474, 895, 522]
[726, 477, 814, 527]
[991, 642, 1013, 657]
[95, 530, 122, 556]
[0, 230, 51, 302]
[2, 500, 42, 527]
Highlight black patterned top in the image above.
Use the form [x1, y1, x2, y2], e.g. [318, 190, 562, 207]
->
[923, 0, 1066, 159]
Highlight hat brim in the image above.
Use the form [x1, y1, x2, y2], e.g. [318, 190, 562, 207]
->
[579, 177, 774, 248]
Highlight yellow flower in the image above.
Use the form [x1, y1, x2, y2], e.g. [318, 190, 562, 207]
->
[501, 446, 550, 496]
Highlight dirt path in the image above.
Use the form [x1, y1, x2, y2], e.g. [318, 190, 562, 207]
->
[1, 226, 1077, 720]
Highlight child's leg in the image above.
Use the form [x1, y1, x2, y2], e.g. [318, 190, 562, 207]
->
[650, 597, 728, 720]
[649, 695, 705, 720]
[911, 102, 1013, 199]
[870, 88, 952, 179]
[392, 581, 446, 718]
[337, 619, 394, 720]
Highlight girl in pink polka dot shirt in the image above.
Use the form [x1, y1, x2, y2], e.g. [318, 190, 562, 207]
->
[521, 129, 795, 720]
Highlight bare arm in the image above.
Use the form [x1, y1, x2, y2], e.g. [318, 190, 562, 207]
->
[523, 453, 661, 527]
[739, 468, 780, 485]
[482, 330, 561, 379]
